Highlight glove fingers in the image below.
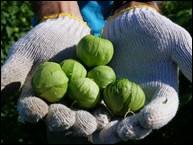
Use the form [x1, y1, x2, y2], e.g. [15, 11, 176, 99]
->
[17, 69, 48, 123]
[46, 104, 76, 132]
[92, 103, 112, 130]
[46, 104, 98, 138]
[117, 115, 152, 141]
[89, 120, 120, 144]
[72, 110, 98, 137]
[139, 85, 179, 129]
[17, 96, 48, 123]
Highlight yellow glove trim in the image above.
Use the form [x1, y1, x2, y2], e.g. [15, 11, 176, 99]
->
[108, 4, 158, 21]
[41, 12, 90, 29]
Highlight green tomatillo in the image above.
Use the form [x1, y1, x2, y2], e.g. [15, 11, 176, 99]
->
[32, 62, 69, 102]
[76, 34, 114, 67]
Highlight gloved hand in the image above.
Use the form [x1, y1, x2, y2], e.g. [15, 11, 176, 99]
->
[1, 12, 113, 143]
[0, 13, 83, 129]
[89, 6, 192, 144]
[78, 1, 113, 36]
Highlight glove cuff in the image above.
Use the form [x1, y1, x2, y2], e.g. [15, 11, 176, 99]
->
[32, 12, 90, 29]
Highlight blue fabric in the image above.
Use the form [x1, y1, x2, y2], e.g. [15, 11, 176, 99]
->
[32, 16, 38, 27]
[78, 1, 113, 36]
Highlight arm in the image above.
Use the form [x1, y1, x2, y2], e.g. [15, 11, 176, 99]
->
[31, 1, 83, 20]
[171, 26, 192, 82]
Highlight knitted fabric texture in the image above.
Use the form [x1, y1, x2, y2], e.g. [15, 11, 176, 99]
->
[1, 16, 90, 124]
[90, 7, 192, 144]
[46, 104, 76, 132]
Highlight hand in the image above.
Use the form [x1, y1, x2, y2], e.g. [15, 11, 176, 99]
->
[1, 9, 90, 123]
[89, 4, 192, 143]
[1, 12, 112, 140]
[1, 2, 113, 142]
[89, 84, 178, 144]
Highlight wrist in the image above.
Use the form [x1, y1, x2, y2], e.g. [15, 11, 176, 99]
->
[32, 1, 83, 21]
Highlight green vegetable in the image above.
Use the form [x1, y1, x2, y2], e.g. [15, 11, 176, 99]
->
[103, 78, 145, 116]
[76, 35, 114, 67]
[60, 59, 87, 81]
[87, 65, 116, 89]
[32, 62, 69, 102]
[68, 78, 100, 109]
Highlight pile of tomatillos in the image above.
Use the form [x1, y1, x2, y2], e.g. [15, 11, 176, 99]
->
[32, 35, 145, 116]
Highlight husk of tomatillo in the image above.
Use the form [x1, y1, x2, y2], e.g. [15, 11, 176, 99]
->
[87, 65, 116, 89]
[32, 62, 69, 103]
[76, 34, 114, 67]
[103, 78, 146, 117]
[60, 59, 87, 81]
[68, 78, 101, 109]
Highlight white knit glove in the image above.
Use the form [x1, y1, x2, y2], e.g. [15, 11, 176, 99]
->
[89, 7, 192, 144]
[1, 16, 112, 138]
